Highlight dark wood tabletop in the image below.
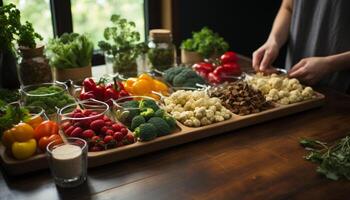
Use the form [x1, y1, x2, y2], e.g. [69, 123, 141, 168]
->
[1, 59, 350, 200]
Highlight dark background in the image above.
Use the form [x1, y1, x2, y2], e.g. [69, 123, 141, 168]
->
[171, 0, 286, 68]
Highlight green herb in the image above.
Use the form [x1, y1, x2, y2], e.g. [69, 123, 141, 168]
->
[0, 3, 21, 52]
[0, 89, 20, 103]
[25, 86, 74, 115]
[0, 3, 42, 51]
[181, 27, 229, 58]
[46, 33, 94, 69]
[98, 15, 145, 72]
[17, 21, 43, 48]
[0, 100, 30, 136]
[300, 135, 350, 180]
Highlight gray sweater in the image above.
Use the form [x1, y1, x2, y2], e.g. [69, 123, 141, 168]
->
[285, 0, 350, 92]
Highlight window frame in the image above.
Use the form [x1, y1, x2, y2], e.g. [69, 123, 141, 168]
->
[0, 0, 153, 66]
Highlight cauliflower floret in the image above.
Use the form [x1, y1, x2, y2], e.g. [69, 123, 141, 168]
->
[184, 119, 193, 127]
[190, 117, 201, 127]
[205, 110, 215, 118]
[279, 97, 290, 105]
[268, 89, 279, 100]
[209, 105, 217, 112]
[302, 86, 314, 99]
[214, 115, 225, 122]
[171, 111, 182, 120]
[278, 90, 289, 98]
[200, 117, 211, 126]
[269, 77, 283, 89]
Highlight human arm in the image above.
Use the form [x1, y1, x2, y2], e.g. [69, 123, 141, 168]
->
[288, 51, 350, 85]
[252, 0, 293, 72]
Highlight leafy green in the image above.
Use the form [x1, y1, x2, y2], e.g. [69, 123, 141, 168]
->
[25, 85, 74, 115]
[98, 14, 146, 70]
[0, 89, 19, 103]
[0, 100, 30, 136]
[46, 33, 94, 69]
[180, 27, 229, 58]
[300, 135, 350, 180]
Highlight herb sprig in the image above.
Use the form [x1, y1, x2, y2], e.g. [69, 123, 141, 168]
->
[300, 135, 350, 180]
[181, 27, 229, 58]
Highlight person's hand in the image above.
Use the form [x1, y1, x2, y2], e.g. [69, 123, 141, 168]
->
[288, 57, 332, 85]
[252, 39, 280, 73]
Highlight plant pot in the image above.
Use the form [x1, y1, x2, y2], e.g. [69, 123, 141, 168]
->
[17, 45, 52, 86]
[53, 65, 92, 84]
[181, 49, 204, 65]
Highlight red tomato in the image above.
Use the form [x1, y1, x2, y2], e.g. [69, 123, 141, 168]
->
[34, 120, 59, 141]
[38, 134, 63, 151]
[220, 51, 238, 64]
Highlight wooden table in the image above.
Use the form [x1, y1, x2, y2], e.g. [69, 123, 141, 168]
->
[1, 59, 350, 200]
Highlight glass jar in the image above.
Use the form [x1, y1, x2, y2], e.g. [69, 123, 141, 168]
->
[17, 45, 52, 86]
[147, 29, 176, 72]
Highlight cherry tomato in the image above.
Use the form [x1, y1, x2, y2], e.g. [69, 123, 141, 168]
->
[38, 134, 62, 151]
[1, 129, 15, 148]
[12, 123, 35, 142]
[220, 51, 238, 64]
[34, 120, 59, 141]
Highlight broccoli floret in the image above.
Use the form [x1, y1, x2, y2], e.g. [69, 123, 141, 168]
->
[163, 67, 187, 83]
[163, 115, 177, 131]
[154, 109, 165, 118]
[134, 123, 157, 141]
[173, 69, 206, 87]
[121, 100, 140, 122]
[148, 117, 171, 137]
[121, 100, 139, 108]
[131, 115, 146, 131]
[139, 99, 159, 111]
[140, 108, 154, 119]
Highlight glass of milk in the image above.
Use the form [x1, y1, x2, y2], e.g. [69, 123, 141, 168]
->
[46, 137, 88, 188]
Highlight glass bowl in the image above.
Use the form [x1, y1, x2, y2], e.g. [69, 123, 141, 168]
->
[20, 82, 75, 117]
[58, 99, 133, 152]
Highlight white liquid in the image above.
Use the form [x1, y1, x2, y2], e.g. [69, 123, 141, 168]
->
[52, 144, 82, 179]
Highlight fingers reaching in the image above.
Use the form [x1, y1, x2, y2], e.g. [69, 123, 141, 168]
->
[252, 49, 264, 71]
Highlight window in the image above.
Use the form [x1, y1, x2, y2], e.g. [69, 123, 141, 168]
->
[71, 0, 145, 46]
[1, 0, 148, 65]
[3, 0, 53, 42]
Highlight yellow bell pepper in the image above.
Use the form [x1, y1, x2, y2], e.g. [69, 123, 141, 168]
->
[12, 139, 37, 160]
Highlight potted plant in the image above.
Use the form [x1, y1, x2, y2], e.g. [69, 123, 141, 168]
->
[98, 14, 144, 77]
[46, 33, 94, 83]
[180, 27, 229, 65]
[0, 3, 22, 89]
[17, 21, 53, 85]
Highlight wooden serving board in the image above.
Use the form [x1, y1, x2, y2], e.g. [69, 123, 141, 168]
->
[0, 93, 325, 175]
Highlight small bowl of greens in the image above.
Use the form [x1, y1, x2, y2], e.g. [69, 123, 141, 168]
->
[20, 82, 75, 117]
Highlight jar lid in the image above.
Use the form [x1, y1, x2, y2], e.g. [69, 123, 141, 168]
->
[149, 29, 172, 42]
